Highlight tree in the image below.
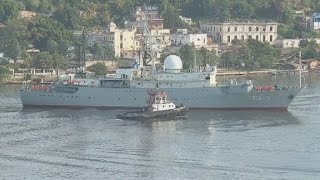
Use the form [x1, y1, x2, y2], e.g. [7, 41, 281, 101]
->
[4, 38, 21, 62]
[162, 1, 187, 29]
[220, 51, 240, 69]
[0, 0, 21, 22]
[231, 1, 254, 19]
[32, 51, 52, 69]
[25, 0, 39, 11]
[53, 4, 82, 30]
[241, 39, 281, 69]
[179, 45, 196, 69]
[0, 64, 10, 81]
[301, 40, 320, 60]
[197, 47, 218, 66]
[0, 18, 29, 52]
[87, 62, 107, 77]
[37, 0, 51, 13]
[4, 38, 21, 77]
[51, 53, 67, 77]
[28, 16, 74, 55]
[105, 45, 115, 60]
[91, 43, 104, 60]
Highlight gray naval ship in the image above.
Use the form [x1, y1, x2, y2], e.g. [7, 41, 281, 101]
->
[20, 55, 302, 110]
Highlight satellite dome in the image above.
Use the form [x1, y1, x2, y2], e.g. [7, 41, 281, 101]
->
[164, 55, 183, 71]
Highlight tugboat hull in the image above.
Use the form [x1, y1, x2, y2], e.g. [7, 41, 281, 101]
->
[116, 106, 188, 120]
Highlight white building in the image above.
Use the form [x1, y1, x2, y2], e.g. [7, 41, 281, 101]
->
[171, 29, 207, 48]
[179, 16, 192, 25]
[311, 13, 320, 30]
[125, 5, 163, 32]
[151, 29, 172, 49]
[82, 23, 140, 58]
[135, 5, 160, 21]
[200, 22, 278, 45]
[276, 38, 320, 48]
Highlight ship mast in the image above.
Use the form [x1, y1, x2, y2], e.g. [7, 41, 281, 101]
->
[142, 21, 157, 87]
[299, 50, 302, 88]
[77, 27, 87, 78]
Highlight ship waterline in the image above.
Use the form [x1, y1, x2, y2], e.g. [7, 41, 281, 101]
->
[20, 86, 301, 110]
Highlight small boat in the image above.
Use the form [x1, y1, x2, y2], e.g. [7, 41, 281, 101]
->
[116, 90, 188, 120]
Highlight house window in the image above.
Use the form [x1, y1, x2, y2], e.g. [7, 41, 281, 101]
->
[270, 35, 273, 42]
[234, 35, 238, 40]
[263, 28, 266, 32]
[263, 35, 266, 42]
[249, 35, 252, 39]
[249, 27, 252, 31]
[228, 27, 230, 32]
[234, 27, 237, 31]
[256, 35, 259, 40]
[256, 27, 259, 31]
[270, 26, 273, 31]
[227, 36, 231, 43]
[241, 35, 245, 41]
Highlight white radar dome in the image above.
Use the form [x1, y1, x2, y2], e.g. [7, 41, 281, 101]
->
[164, 55, 183, 72]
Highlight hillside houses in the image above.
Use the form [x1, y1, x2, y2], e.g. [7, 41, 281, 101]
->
[71, 5, 320, 67]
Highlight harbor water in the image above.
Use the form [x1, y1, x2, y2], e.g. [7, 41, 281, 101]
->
[0, 73, 320, 179]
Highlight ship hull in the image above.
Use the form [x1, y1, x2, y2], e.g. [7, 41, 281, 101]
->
[116, 106, 188, 120]
[20, 86, 301, 111]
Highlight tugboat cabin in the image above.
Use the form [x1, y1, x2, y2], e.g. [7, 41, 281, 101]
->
[148, 91, 176, 111]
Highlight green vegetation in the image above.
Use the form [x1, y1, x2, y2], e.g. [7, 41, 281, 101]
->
[179, 40, 282, 70]
[0, 62, 10, 81]
[300, 40, 320, 59]
[178, 45, 218, 69]
[1, 0, 320, 75]
[1, 0, 318, 35]
[87, 62, 108, 77]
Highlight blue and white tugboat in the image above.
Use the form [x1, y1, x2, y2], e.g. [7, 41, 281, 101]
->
[116, 90, 188, 120]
